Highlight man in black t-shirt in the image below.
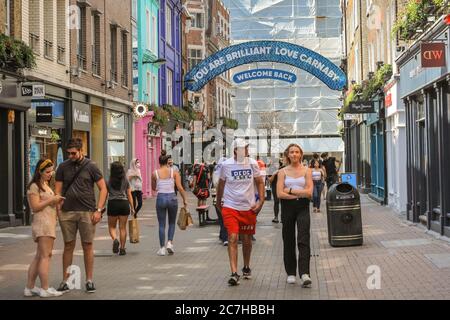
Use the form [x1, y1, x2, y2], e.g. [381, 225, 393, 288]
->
[54, 138, 107, 294]
[321, 152, 341, 190]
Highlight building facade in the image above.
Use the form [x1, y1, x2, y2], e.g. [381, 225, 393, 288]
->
[0, 0, 133, 226]
[134, 0, 162, 198]
[397, 16, 450, 237]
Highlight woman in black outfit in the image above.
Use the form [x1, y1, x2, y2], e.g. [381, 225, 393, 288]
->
[277, 144, 313, 287]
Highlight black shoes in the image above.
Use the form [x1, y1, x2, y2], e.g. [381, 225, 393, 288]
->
[242, 266, 252, 280]
[112, 239, 119, 254]
[57, 281, 70, 293]
[228, 273, 240, 286]
[86, 281, 96, 293]
[272, 217, 279, 223]
[119, 248, 126, 256]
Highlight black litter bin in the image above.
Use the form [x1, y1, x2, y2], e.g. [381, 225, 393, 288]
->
[326, 182, 363, 247]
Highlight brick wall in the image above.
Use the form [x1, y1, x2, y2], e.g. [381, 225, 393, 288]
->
[69, 0, 132, 102]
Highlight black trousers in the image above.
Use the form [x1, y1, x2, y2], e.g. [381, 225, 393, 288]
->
[280, 198, 311, 276]
[131, 191, 143, 216]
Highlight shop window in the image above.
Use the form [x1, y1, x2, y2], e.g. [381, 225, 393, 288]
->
[29, 128, 64, 179]
[107, 133, 126, 167]
[107, 111, 125, 129]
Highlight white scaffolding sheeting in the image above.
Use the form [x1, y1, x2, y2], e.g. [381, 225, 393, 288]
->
[222, 0, 344, 152]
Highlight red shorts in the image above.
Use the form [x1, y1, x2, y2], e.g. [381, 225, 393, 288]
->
[222, 207, 257, 235]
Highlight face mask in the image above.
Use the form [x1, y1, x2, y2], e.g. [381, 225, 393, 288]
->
[136, 162, 140, 168]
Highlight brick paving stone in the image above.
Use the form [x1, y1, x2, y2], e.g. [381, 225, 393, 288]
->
[0, 193, 449, 300]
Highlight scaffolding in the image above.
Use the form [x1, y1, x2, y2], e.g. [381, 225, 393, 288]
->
[222, 0, 344, 153]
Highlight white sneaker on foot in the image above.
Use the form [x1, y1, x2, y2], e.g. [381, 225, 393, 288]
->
[24, 287, 40, 297]
[157, 247, 167, 256]
[166, 242, 174, 255]
[286, 276, 296, 284]
[39, 287, 63, 298]
[300, 274, 312, 287]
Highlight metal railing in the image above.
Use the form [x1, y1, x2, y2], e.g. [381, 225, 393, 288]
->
[92, 61, 100, 75]
[110, 70, 117, 83]
[121, 73, 128, 87]
[77, 54, 86, 70]
[29, 33, 40, 53]
[57, 46, 65, 64]
[44, 40, 53, 59]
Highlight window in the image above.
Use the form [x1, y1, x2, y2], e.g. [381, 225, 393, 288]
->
[166, 4, 173, 46]
[132, 0, 137, 20]
[192, 13, 204, 28]
[44, 0, 54, 60]
[110, 25, 118, 82]
[352, 0, 358, 32]
[152, 74, 157, 104]
[121, 31, 128, 87]
[4, 0, 10, 36]
[91, 14, 100, 75]
[77, 6, 87, 69]
[29, 0, 40, 54]
[152, 15, 157, 52]
[146, 10, 151, 50]
[167, 68, 173, 105]
[354, 46, 360, 83]
[189, 49, 202, 70]
[146, 72, 151, 101]
[57, 0, 66, 64]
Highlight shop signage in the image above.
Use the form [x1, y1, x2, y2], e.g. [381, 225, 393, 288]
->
[421, 42, 446, 68]
[108, 133, 125, 141]
[36, 106, 53, 123]
[0, 82, 17, 98]
[21, 84, 45, 97]
[184, 40, 346, 91]
[133, 103, 148, 118]
[233, 68, 297, 84]
[346, 101, 375, 114]
[73, 102, 91, 131]
[148, 122, 161, 137]
[31, 126, 52, 138]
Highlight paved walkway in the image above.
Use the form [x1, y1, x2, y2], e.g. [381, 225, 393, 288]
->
[0, 192, 449, 300]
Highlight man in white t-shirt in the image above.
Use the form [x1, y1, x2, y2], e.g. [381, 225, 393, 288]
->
[215, 139, 265, 286]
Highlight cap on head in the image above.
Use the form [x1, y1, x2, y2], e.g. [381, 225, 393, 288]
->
[232, 138, 249, 149]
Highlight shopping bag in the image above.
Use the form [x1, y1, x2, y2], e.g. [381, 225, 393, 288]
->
[129, 217, 140, 243]
[177, 207, 188, 230]
[187, 210, 194, 226]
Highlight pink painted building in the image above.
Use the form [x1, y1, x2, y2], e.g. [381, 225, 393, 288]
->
[134, 113, 162, 198]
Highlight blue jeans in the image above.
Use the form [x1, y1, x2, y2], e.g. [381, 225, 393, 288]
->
[313, 181, 323, 209]
[156, 193, 178, 247]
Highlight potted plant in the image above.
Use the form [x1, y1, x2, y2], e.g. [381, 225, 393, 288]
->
[0, 34, 36, 71]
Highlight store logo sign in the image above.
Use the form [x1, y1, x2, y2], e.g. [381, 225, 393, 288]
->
[36, 106, 53, 123]
[74, 109, 89, 124]
[421, 43, 446, 68]
[184, 40, 346, 92]
[21, 85, 33, 96]
[346, 102, 375, 114]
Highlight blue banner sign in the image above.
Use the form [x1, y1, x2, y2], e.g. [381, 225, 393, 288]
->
[184, 40, 346, 92]
[233, 68, 297, 84]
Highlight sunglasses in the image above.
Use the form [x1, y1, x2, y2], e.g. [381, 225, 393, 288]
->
[66, 151, 78, 156]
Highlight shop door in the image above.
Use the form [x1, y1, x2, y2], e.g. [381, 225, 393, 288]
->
[417, 120, 428, 216]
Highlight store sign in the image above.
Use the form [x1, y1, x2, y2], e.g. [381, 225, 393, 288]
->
[346, 102, 375, 114]
[0, 82, 17, 98]
[36, 106, 53, 123]
[30, 126, 52, 138]
[421, 42, 446, 68]
[233, 68, 297, 84]
[73, 102, 91, 131]
[21, 85, 33, 97]
[384, 81, 398, 118]
[22, 84, 45, 97]
[184, 40, 346, 91]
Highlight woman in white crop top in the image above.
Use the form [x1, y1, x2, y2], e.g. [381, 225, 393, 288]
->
[151, 151, 188, 256]
[311, 159, 326, 213]
[276, 143, 313, 287]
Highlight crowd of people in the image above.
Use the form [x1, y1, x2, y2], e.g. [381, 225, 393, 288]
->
[24, 137, 342, 297]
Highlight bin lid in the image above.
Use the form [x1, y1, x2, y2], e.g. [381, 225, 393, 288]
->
[326, 182, 360, 202]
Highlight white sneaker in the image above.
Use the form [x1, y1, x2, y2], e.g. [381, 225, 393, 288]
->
[157, 247, 166, 256]
[24, 287, 40, 297]
[286, 276, 296, 284]
[166, 242, 174, 255]
[300, 274, 312, 287]
[39, 287, 63, 298]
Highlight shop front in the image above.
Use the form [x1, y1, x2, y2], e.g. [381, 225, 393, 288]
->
[106, 109, 130, 171]
[0, 78, 28, 226]
[397, 18, 450, 237]
[134, 113, 162, 199]
[72, 101, 91, 158]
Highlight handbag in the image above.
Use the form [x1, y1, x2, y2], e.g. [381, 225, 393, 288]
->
[177, 207, 193, 230]
[129, 216, 140, 243]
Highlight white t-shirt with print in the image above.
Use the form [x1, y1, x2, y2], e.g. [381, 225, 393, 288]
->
[219, 157, 261, 211]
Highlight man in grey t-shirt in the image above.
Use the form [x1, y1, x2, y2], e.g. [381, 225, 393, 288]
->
[54, 138, 107, 294]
